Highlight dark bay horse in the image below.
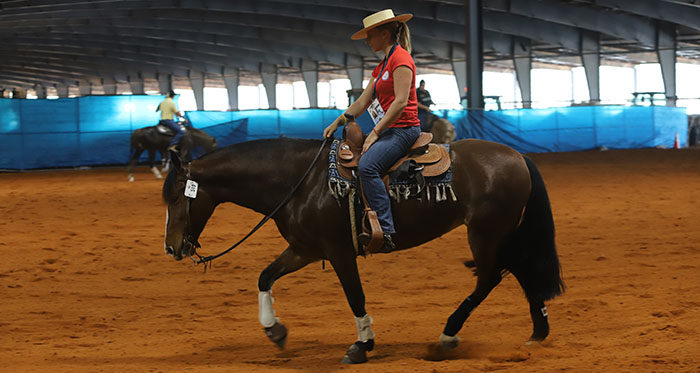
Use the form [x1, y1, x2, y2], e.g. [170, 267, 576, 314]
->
[127, 124, 217, 182]
[161, 137, 564, 364]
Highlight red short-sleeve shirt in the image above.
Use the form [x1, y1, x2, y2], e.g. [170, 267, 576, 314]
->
[371, 45, 420, 128]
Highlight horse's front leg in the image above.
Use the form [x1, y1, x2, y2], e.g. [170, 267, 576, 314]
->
[257, 246, 315, 349]
[328, 250, 374, 364]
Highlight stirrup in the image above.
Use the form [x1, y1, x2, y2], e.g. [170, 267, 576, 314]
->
[361, 233, 395, 254]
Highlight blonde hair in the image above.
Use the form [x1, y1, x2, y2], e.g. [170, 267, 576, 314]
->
[378, 21, 412, 54]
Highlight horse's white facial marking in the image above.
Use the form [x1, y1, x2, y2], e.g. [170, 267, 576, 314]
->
[164, 207, 170, 250]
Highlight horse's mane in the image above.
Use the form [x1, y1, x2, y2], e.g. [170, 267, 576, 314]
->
[162, 137, 323, 203]
[162, 167, 179, 204]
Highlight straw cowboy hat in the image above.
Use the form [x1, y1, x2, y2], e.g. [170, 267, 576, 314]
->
[351, 9, 413, 40]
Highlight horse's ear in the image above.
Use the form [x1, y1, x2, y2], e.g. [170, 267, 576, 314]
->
[170, 150, 184, 172]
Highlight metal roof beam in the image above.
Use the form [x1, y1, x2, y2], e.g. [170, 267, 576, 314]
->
[594, 0, 700, 32]
[0, 50, 189, 78]
[659, 0, 700, 9]
[2, 35, 302, 70]
[0, 44, 249, 77]
[0, 64, 88, 84]
[502, 0, 657, 46]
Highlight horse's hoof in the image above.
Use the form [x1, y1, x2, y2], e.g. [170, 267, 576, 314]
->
[439, 333, 459, 350]
[525, 337, 546, 346]
[264, 322, 287, 349]
[128, 176, 134, 182]
[425, 341, 459, 361]
[439, 339, 459, 351]
[425, 333, 459, 360]
[341, 340, 373, 364]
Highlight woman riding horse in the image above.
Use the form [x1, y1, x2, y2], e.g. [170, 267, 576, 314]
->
[161, 8, 563, 365]
[324, 9, 419, 255]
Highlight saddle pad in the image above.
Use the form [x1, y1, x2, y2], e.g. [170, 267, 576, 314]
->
[328, 139, 455, 203]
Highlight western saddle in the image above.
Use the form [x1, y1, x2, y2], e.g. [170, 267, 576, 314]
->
[336, 121, 451, 180]
[335, 121, 451, 253]
[156, 120, 188, 136]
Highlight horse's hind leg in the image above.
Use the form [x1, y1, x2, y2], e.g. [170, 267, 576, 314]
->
[510, 269, 550, 342]
[257, 246, 315, 349]
[439, 218, 512, 350]
[527, 299, 549, 342]
[127, 147, 144, 182]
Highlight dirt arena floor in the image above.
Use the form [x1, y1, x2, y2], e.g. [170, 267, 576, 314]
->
[2, 147, 700, 372]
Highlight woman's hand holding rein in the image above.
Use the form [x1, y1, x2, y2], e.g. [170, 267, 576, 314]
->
[323, 113, 355, 138]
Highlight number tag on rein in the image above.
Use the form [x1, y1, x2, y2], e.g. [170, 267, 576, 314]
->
[184, 180, 199, 198]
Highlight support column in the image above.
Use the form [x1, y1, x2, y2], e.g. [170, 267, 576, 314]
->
[581, 32, 600, 103]
[78, 80, 92, 96]
[302, 59, 319, 108]
[55, 84, 69, 98]
[189, 70, 205, 111]
[465, 0, 484, 109]
[513, 37, 532, 108]
[260, 63, 277, 109]
[102, 77, 117, 95]
[157, 73, 173, 94]
[450, 44, 467, 108]
[346, 54, 364, 89]
[35, 85, 47, 99]
[223, 67, 239, 110]
[128, 73, 145, 95]
[657, 24, 677, 107]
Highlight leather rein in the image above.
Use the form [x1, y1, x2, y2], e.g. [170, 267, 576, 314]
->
[187, 137, 329, 272]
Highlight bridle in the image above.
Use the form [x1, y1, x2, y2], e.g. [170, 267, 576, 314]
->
[179, 137, 330, 272]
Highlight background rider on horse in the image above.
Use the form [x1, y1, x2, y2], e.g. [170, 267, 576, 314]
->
[157, 90, 185, 153]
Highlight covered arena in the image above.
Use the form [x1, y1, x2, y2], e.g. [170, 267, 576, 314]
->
[2, 1, 700, 371]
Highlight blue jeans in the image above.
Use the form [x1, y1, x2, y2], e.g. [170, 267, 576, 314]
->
[161, 120, 184, 148]
[358, 126, 421, 234]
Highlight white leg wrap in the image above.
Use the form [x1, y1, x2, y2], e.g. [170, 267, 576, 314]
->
[151, 166, 163, 179]
[439, 333, 460, 344]
[355, 314, 375, 342]
[258, 291, 278, 328]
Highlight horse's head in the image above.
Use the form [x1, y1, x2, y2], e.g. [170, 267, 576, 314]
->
[431, 117, 456, 144]
[162, 151, 215, 261]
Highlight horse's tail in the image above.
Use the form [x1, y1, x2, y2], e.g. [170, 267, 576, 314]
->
[500, 155, 564, 302]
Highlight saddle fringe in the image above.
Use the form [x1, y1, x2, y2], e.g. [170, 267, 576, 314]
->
[328, 139, 457, 204]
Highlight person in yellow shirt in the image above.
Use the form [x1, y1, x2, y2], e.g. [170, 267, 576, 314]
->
[157, 90, 185, 152]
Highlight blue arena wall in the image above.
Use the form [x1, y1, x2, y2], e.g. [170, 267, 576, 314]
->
[0, 96, 688, 170]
